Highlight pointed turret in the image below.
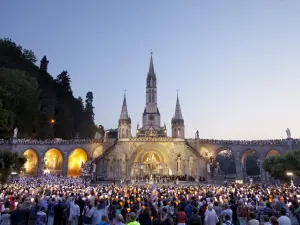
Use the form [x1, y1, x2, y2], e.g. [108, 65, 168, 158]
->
[120, 93, 130, 120]
[173, 93, 184, 121]
[171, 91, 185, 139]
[118, 92, 131, 139]
[149, 54, 155, 74]
[146, 52, 156, 88]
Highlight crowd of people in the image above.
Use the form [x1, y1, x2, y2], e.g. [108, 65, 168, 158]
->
[0, 174, 299, 225]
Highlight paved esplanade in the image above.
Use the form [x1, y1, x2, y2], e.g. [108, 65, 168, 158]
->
[0, 54, 298, 183]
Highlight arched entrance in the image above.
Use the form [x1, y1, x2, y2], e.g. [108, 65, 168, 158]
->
[23, 149, 38, 176]
[67, 148, 88, 177]
[216, 149, 236, 175]
[43, 148, 63, 175]
[265, 149, 280, 159]
[241, 149, 260, 179]
[142, 151, 161, 175]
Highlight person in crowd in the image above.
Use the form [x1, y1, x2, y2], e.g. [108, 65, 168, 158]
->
[138, 208, 151, 225]
[278, 209, 292, 225]
[10, 205, 23, 225]
[97, 215, 110, 225]
[221, 205, 233, 222]
[115, 214, 125, 225]
[69, 199, 81, 225]
[47, 198, 56, 225]
[247, 213, 259, 225]
[36, 207, 47, 225]
[270, 217, 279, 225]
[237, 201, 248, 225]
[177, 207, 187, 225]
[263, 216, 272, 225]
[83, 203, 94, 225]
[223, 214, 233, 225]
[205, 204, 219, 225]
[190, 207, 202, 225]
[0, 208, 11, 225]
[127, 212, 140, 225]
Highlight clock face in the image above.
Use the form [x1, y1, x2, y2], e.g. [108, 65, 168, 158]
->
[149, 115, 154, 121]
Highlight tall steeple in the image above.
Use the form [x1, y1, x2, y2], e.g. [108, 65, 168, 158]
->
[147, 52, 156, 88]
[171, 91, 185, 139]
[143, 52, 160, 129]
[173, 91, 183, 121]
[118, 91, 131, 139]
[149, 53, 155, 74]
[120, 91, 129, 120]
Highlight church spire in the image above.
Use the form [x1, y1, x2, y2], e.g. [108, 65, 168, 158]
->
[173, 90, 183, 121]
[120, 91, 130, 120]
[149, 51, 155, 74]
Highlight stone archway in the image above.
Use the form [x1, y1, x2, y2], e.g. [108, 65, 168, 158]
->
[241, 149, 260, 177]
[43, 148, 64, 175]
[129, 143, 169, 177]
[141, 151, 162, 175]
[216, 149, 236, 175]
[265, 149, 280, 159]
[67, 148, 88, 177]
[23, 149, 39, 176]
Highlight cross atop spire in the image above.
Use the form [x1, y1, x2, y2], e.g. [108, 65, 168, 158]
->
[173, 91, 183, 121]
[120, 92, 130, 120]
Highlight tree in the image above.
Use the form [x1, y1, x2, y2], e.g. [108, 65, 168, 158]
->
[263, 150, 300, 181]
[0, 68, 39, 138]
[0, 151, 26, 183]
[56, 70, 72, 94]
[85, 91, 94, 118]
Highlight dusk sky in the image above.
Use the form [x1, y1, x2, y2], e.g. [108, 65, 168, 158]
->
[1, 1, 300, 140]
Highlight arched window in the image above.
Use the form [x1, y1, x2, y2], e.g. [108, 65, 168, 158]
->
[177, 128, 181, 137]
[126, 129, 129, 138]
[122, 128, 124, 138]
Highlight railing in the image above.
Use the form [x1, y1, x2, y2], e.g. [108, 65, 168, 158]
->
[1, 139, 104, 145]
[1, 137, 300, 146]
[186, 138, 300, 146]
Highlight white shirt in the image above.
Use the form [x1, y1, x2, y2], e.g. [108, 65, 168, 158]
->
[278, 216, 292, 225]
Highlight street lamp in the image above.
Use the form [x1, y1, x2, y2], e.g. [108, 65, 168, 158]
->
[50, 119, 55, 124]
[286, 172, 294, 187]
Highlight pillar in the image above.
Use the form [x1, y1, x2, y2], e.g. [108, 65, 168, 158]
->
[38, 153, 44, 176]
[234, 151, 243, 181]
[62, 153, 68, 176]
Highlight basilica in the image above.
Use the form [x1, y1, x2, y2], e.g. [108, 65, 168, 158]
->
[95, 54, 208, 180]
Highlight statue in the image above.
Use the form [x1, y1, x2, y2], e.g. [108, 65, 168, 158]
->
[13, 128, 18, 138]
[177, 155, 181, 172]
[207, 163, 211, 173]
[196, 130, 199, 139]
[286, 128, 291, 139]
[92, 162, 96, 173]
[94, 132, 101, 140]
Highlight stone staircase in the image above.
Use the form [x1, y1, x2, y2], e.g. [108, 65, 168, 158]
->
[95, 139, 118, 162]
